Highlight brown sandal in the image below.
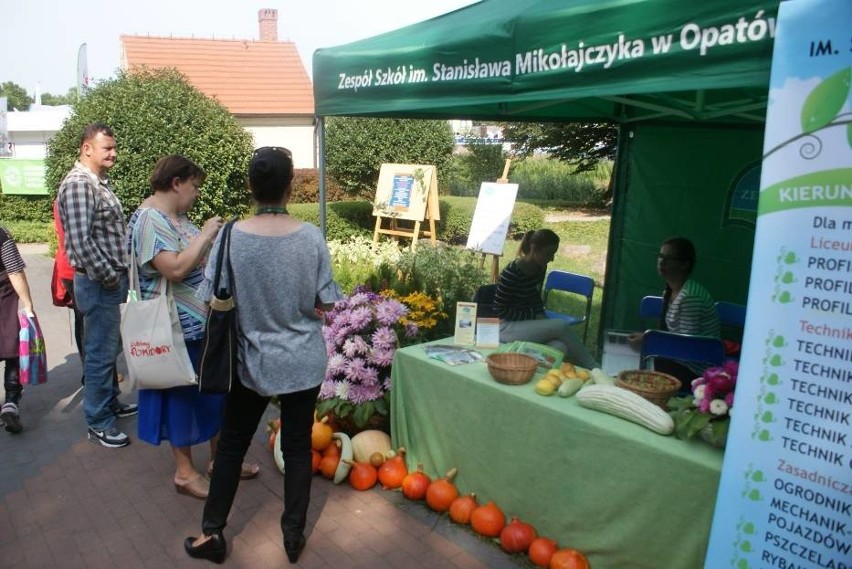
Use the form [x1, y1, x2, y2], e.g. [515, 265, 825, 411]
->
[175, 475, 210, 499]
[207, 461, 261, 480]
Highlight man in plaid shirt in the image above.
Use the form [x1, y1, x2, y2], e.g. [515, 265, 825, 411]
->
[58, 123, 136, 448]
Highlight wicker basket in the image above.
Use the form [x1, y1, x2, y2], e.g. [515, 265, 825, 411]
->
[616, 370, 681, 410]
[486, 353, 539, 385]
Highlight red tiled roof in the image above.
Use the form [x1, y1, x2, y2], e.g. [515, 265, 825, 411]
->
[120, 35, 314, 116]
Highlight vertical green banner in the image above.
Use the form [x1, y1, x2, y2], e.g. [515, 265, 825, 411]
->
[0, 159, 49, 195]
[704, 0, 852, 568]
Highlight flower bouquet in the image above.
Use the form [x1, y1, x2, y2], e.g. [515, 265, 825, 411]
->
[317, 287, 445, 432]
[668, 360, 738, 448]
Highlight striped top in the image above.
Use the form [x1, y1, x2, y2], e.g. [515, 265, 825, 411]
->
[665, 279, 721, 338]
[127, 208, 208, 341]
[494, 259, 546, 321]
[57, 161, 127, 283]
[0, 226, 26, 282]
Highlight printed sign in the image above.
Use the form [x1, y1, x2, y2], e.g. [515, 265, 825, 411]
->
[0, 159, 48, 195]
[704, 1, 852, 568]
[466, 182, 519, 255]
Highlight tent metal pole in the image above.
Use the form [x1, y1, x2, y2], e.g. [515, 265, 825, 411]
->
[317, 116, 327, 237]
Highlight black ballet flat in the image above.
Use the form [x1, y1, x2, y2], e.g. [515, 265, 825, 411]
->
[184, 531, 226, 564]
[284, 535, 306, 564]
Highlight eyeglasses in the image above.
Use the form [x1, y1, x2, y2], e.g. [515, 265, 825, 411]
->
[657, 254, 686, 262]
[253, 146, 292, 158]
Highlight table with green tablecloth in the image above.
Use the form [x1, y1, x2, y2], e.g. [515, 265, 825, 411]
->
[390, 340, 724, 569]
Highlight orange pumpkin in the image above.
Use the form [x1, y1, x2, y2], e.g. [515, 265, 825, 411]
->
[425, 468, 459, 513]
[310, 450, 322, 474]
[448, 493, 478, 525]
[528, 537, 558, 568]
[401, 464, 431, 501]
[377, 448, 407, 489]
[319, 454, 340, 480]
[470, 501, 506, 537]
[322, 439, 341, 458]
[549, 548, 589, 569]
[500, 517, 537, 554]
[311, 416, 333, 451]
[345, 460, 378, 491]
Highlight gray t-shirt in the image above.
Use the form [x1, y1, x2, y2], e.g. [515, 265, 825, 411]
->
[201, 222, 341, 396]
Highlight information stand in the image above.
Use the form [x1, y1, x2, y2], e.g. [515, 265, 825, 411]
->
[372, 163, 439, 250]
[466, 160, 517, 282]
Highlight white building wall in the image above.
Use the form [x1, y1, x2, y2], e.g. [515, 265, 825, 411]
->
[238, 118, 316, 169]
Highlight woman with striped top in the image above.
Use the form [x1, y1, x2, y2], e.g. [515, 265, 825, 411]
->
[493, 229, 598, 369]
[629, 237, 721, 388]
[127, 155, 258, 500]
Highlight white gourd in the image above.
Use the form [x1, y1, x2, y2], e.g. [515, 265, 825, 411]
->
[332, 432, 354, 484]
[576, 385, 675, 435]
[351, 430, 392, 462]
[590, 367, 616, 386]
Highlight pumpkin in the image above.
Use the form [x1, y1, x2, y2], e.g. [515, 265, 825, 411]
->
[322, 439, 341, 458]
[311, 416, 333, 451]
[310, 450, 322, 474]
[500, 517, 538, 554]
[351, 430, 392, 463]
[369, 452, 386, 468]
[549, 548, 589, 569]
[425, 467, 459, 513]
[529, 538, 558, 568]
[377, 448, 408, 489]
[401, 464, 431, 500]
[470, 501, 506, 537]
[449, 493, 478, 525]
[319, 454, 340, 480]
[344, 460, 378, 491]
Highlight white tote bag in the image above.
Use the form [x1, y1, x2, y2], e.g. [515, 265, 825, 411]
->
[120, 242, 197, 390]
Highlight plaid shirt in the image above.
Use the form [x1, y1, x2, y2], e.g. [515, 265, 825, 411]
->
[57, 161, 128, 283]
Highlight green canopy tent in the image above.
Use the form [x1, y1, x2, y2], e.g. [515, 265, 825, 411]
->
[313, 0, 779, 335]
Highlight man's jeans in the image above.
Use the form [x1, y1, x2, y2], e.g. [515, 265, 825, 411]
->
[73, 273, 127, 431]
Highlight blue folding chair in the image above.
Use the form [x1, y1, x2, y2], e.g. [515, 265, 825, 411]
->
[542, 270, 595, 342]
[639, 330, 726, 371]
[715, 301, 747, 329]
[639, 295, 664, 320]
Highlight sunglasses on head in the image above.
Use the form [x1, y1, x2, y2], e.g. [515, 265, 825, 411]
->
[254, 146, 292, 158]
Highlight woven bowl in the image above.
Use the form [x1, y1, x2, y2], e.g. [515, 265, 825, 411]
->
[486, 353, 539, 385]
[616, 370, 681, 410]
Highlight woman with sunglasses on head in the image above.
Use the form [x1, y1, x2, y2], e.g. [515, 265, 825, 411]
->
[185, 147, 341, 565]
[629, 237, 720, 387]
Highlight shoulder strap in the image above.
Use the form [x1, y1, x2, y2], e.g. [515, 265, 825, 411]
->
[213, 219, 237, 297]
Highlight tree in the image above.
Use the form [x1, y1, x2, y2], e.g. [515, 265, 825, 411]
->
[41, 87, 77, 106]
[502, 122, 618, 173]
[46, 69, 254, 222]
[0, 81, 32, 111]
[325, 117, 454, 196]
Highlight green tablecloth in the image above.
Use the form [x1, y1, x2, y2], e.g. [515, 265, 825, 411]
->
[390, 340, 723, 569]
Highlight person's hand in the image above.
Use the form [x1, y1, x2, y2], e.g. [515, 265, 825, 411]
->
[201, 216, 224, 241]
[103, 274, 120, 291]
[627, 332, 644, 351]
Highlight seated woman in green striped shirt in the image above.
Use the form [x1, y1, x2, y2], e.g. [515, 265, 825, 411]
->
[629, 237, 721, 388]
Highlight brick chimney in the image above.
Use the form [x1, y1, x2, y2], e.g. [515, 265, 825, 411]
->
[258, 8, 278, 42]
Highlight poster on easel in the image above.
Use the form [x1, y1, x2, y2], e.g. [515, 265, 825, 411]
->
[704, 1, 852, 568]
[466, 182, 518, 256]
[373, 163, 440, 249]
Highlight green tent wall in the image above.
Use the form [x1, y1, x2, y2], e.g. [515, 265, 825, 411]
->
[312, 0, 780, 342]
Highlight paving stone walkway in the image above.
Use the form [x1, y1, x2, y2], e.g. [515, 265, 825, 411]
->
[0, 246, 529, 568]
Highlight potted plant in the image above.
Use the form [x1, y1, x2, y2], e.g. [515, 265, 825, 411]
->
[668, 361, 738, 448]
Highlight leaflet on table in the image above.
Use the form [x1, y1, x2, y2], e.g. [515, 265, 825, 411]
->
[475, 318, 500, 348]
[496, 341, 564, 369]
[454, 302, 477, 345]
[422, 344, 484, 366]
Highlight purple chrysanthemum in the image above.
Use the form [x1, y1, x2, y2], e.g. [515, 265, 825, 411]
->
[369, 348, 395, 368]
[375, 298, 408, 326]
[372, 326, 397, 350]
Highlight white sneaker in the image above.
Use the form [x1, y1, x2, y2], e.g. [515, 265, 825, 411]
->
[87, 426, 130, 448]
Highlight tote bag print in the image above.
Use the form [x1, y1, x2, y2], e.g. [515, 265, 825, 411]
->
[18, 312, 48, 385]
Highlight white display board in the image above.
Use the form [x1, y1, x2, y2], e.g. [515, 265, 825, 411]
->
[466, 183, 518, 255]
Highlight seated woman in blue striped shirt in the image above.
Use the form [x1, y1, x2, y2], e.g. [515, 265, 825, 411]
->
[493, 229, 598, 369]
[629, 237, 721, 387]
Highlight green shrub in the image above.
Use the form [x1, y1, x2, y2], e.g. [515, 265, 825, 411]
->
[442, 143, 507, 197]
[510, 157, 611, 206]
[1, 221, 52, 244]
[288, 201, 374, 241]
[0, 195, 53, 223]
[45, 68, 254, 224]
[290, 169, 349, 204]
